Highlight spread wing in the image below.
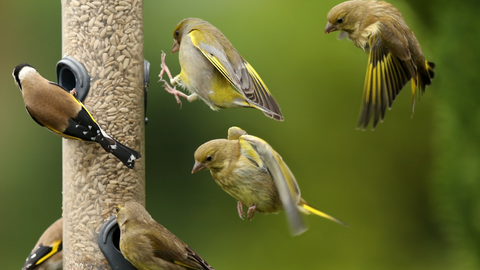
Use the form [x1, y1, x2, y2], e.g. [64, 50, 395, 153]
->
[239, 134, 307, 236]
[357, 32, 415, 130]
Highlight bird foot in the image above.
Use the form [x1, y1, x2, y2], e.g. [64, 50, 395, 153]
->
[158, 51, 189, 107]
[161, 81, 188, 108]
[247, 205, 257, 220]
[158, 51, 175, 83]
[70, 88, 78, 97]
[237, 201, 244, 220]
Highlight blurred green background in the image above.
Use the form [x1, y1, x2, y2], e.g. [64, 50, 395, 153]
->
[1, 0, 478, 269]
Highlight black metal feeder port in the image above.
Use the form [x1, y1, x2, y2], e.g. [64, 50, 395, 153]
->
[98, 216, 138, 270]
[144, 59, 150, 125]
[56, 57, 90, 102]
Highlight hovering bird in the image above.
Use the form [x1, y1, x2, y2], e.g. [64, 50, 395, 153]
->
[23, 218, 62, 270]
[13, 63, 141, 169]
[158, 18, 284, 121]
[325, 0, 435, 130]
[116, 201, 215, 270]
[193, 126, 346, 236]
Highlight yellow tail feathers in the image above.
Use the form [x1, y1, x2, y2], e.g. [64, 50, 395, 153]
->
[301, 204, 348, 227]
[411, 78, 416, 115]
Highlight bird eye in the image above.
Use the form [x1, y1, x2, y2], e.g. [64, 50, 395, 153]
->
[174, 30, 179, 38]
[206, 156, 212, 162]
[337, 18, 343, 23]
[115, 206, 120, 213]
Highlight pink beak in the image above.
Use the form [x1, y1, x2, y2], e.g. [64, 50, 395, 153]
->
[171, 40, 180, 53]
[191, 161, 207, 174]
[324, 22, 338, 34]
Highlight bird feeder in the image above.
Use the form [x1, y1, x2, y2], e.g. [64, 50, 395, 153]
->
[61, 0, 145, 268]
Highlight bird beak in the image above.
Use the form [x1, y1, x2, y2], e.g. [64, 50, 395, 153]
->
[171, 40, 180, 53]
[191, 161, 206, 174]
[324, 22, 338, 34]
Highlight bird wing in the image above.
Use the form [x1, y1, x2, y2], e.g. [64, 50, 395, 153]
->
[239, 135, 307, 236]
[357, 33, 413, 130]
[26, 81, 104, 142]
[62, 106, 101, 140]
[379, 20, 411, 62]
[38, 100, 114, 154]
[188, 30, 283, 121]
[23, 240, 62, 270]
[24, 104, 87, 140]
[185, 246, 215, 270]
[148, 229, 213, 270]
[52, 83, 115, 149]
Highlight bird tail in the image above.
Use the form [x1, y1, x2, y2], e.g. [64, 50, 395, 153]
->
[97, 129, 141, 169]
[110, 140, 141, 169]
[417, 60, 435, 92]
[300, 203, 348, 227]
[411, 60, 435, 114]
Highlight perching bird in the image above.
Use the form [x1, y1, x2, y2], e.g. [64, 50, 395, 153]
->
[192, 127, 346, 236]
[12, 63, 141, 169]
[116, 201, 215, 270]
[23, 218, 62, 270]
[324, 0, 435, 130]
[158, 18, 284, 121]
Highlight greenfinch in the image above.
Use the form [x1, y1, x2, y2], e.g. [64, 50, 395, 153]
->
[23, 218, 62, 270]
[325, 0, 435, 130]
[12, 63, 141, 168]
[116, 201, 215, 270]
[192, 127, 346, 236]
[159, 18, 284, 121]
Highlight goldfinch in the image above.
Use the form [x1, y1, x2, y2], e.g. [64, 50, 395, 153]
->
[23, 218, 62, 270]
[13, 63, 141, 169]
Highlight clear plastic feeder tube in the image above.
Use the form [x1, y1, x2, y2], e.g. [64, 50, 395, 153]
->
[61, 0, 145, 268]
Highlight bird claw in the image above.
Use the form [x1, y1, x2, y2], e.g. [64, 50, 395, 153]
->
[161, 82, 187, 108]
[158, 51, 188, 107]
[247, 205, 257, 220]
[158, 51, 174, 83]
[238, 203, 258, 220]
[70, 88, 78, 97]
[237, 201, 244, 220]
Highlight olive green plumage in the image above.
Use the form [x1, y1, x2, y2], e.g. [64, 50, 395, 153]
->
[160, 18, 283, 121]
[325, 0, 435, 130]
[117, 202, 214, 270]
[193, 127, 346, 236]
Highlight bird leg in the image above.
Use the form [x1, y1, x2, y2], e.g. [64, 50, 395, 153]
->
[247, 205, 258, 220]
[158, 52, 175, 83]
[237, 201, 244, 220]
[158, 51, 189, 106]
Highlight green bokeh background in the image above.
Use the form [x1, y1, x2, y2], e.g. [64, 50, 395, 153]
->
[1, 0, 478, 269]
